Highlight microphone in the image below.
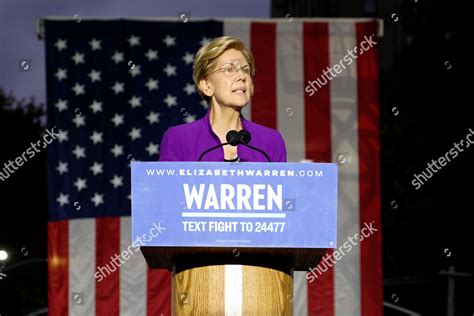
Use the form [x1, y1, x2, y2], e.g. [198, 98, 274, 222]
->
[226, 130, 240, 146]
[198, 130, 240, 161]
[237, 130, 271, 162]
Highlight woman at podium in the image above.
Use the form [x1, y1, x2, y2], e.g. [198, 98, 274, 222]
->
[159, 36, 287, 163]
[156, 36, 293, 315]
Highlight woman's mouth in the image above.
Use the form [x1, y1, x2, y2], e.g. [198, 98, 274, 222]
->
[232, 88, 246, 94]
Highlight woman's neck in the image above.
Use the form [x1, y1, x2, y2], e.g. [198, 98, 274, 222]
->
[209, 105, 242, 139]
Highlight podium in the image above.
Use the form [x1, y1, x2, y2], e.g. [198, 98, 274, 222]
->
[132, 162, 338, 315]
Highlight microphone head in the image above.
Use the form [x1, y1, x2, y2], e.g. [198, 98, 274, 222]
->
[238, 130, 251, 144]
[226, 130, 240, 146]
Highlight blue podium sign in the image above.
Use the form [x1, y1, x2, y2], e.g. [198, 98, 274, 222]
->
[132, 162, 337, 249]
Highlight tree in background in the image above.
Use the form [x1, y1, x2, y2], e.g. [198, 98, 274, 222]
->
[0, 86, 48, 315]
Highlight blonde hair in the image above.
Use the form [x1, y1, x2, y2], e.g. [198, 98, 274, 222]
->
[192, 36, 255, 103]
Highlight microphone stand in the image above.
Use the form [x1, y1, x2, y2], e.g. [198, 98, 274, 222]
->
[240, 143, 271, 162]
[198, 142, 231, 161]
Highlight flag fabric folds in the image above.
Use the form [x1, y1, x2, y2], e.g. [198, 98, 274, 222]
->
[45, 18, 381, 315]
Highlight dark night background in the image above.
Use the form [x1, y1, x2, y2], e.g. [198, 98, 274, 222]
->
[0, 0, 472, 315]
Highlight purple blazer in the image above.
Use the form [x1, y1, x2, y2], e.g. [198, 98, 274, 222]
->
[159, 109, 287, 162]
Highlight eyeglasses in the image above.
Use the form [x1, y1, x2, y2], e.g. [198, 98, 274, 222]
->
[208, 62, 255, 77]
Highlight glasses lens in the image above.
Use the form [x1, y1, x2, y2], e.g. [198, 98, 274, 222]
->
[223, 64, 237, 75]
[241, 67, 251, 75]
[215, 62, 253, 76]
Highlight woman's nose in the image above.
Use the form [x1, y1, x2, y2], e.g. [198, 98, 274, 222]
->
[236, 70, 246, 81]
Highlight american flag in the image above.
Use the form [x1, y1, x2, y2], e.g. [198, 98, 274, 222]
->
[46, 18, 382, 315]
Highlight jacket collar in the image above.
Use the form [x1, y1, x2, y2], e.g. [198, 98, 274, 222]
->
[202, 108, 249, 138]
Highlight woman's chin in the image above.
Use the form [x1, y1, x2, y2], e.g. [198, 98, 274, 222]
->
[234, 97, 250, 107]
[214, 97, 249, 110]
[223, 101, 249, 110]
[233, 102, 248, 110]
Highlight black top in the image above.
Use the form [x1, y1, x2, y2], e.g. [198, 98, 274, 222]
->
[224, 156, 240, 162]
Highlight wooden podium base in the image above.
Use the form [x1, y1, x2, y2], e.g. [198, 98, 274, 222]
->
[172, 254, 294, 315]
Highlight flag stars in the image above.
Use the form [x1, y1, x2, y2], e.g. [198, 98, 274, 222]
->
[200, 100, 209, 109]
[110, 144, 124, 157]
[184, 114, 197, 123]
[55, 39, 67, 51]
[200, 37, 211, 46]
[55, 68, 68, 81]
[56, 193, 69, 206]
[129, 64, 141, 77]
[111, 113, 124, 127]
[72, 82, 85, 96]
[71, 52, 85, 65]
[74, 177, 87, 192]
[57, 129, 69, 143]
[55, 99, 68, 112]
[146, 142, 159, 156]
[164, 94, 177, 108]
[128, 35, 141, 47]
[145, 49, 158, 61]
[163, 64, 177, 77]
[72, 114, 86, 127]
[89, 38, 102, 50]
[145, 78, 159, 91]
[110, 175, 124, 188]
[89, 162, 103, 175]
[128, 95, 142, 108]
[56, 161, 68, 174]
[111, 81, 125, 94]
[91, 193, 104, 207]
[163, 35, 176, 47]
[146, 111, 160, 124]
[183, 83, 196, 95]
[89, 100, 103, 113]
[111, 51, 124, 64]
[72, 145, 86, 159]
[88, 69, 102, 82]
[129, 127, 142, 141]
[90, 131, 103, 144]
[182, 52, 194, 65]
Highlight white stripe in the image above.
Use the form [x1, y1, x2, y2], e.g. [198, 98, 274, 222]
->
[329, 22, 361, 316]
[182, 212, 286, 218]
[120, 216, 148, 316]
[293, 271, 308, 316]
[69, 218, 95, 316]
[276, 21, 306, 162]
[273, 20, 309, 316]
[225, 265, 242, 315]
[224, 20, 252, 120]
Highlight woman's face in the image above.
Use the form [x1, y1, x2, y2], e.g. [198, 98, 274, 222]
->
[202, 48, 254, 109]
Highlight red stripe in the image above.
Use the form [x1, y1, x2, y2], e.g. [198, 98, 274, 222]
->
[96, 217, 120, 315]
[304, 22, 332, 163]
[356, 21, 383, 316]
[147, 268, 171, 315]
[304, 22, 334, 316]
[48, 220, 69, 316]
[250, 22, 277, 128]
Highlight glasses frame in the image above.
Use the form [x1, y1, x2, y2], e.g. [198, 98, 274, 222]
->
[208, 61, 255, 77]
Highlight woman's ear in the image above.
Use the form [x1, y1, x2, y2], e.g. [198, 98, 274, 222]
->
[199, 79, 213, 97]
